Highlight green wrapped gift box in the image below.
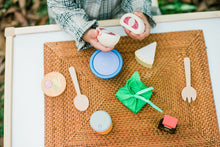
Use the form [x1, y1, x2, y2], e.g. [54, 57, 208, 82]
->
[115, 71, 162, 113]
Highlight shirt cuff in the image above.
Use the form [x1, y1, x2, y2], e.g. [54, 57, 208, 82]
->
[142, 11, 156, 28]
[67, 20, 98, 51]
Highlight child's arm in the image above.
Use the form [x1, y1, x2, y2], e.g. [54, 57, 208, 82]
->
[121, 0, 156, 40]
[47, 0, 98, 51]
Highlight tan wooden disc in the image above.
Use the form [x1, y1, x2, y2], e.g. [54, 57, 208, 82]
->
[41, 72, 66, 97]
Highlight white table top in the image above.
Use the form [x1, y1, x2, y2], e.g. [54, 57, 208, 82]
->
[12, 18, 220, 147]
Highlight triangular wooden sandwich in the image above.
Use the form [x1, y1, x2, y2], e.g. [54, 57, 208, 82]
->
[135, 42, 157, 68]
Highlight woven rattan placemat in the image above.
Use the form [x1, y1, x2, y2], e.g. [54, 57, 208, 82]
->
[44, 30, 220, 146]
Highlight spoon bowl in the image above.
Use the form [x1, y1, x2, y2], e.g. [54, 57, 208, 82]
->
[74, 95, 89, 111]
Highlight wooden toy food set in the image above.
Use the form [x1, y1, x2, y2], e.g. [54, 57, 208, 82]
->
[43, 30, 220, 146]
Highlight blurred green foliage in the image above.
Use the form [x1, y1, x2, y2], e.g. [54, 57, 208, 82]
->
[1, 0, 48, 22]
[37, 0, 48, 18]
[2, 0, 13, 9]
[159, 0, 197, 14]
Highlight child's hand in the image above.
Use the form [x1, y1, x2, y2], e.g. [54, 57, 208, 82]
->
[82, 29, 114, 52]
[124, 11, 151, 41]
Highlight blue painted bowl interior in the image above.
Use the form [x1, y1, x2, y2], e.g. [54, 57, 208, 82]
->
[90, 49, 123, 79]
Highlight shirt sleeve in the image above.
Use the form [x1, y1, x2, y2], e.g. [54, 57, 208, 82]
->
[47, 0, 98, 51]
[121, 0, 156, 27]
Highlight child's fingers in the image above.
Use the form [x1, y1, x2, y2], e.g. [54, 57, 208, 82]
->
[133, 11, 151, 36]
[91, 29, 99, 38]
[92, 41, 114, 52]
[140, 25, 150, 38]
[124, 28, 129, 35]
[124, 28, 135, 39]
[89, 30, 113, 51]
[134, 11, 147, 23]
[143, 29, 150, 38]
[126, 28, 147, 40]
[124, 16, 146, 40]
[143, 23, 150, 37]
[134, 11, 143, 18]
[125, 29, 138, 40]
[124, 28, 130, 34]
[128, 33, 138, 40]
[130, 32, 143, 40]
[99, 44, 114, 52]
[138, 33, 146, 40]
[101, 47, 114, 52]
[124, 28, 132, 37]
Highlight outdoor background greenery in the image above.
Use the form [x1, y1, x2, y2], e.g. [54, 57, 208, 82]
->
[159, 0, 197, 14]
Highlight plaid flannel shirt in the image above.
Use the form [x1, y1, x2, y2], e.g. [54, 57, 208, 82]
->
[47, 0, 156, 51]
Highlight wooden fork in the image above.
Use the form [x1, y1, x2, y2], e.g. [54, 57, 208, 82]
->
[181, 57, 197, 103]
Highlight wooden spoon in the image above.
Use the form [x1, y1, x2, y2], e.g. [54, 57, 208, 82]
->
[69, 66, 89, 111]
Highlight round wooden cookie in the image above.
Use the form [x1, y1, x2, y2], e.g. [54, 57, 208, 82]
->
[41, 72, 66, 97]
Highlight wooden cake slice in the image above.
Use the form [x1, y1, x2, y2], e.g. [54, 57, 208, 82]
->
[135, 42, 157, 68]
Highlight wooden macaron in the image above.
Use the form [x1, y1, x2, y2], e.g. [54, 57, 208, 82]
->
[41, 72, 66, 97]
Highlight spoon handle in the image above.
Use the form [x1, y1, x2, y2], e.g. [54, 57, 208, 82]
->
[184, 57, 191, 87]
[69, 66, 81, 95]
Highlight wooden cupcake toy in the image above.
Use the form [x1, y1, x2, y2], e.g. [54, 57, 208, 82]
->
[90, 110, 113, 135]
